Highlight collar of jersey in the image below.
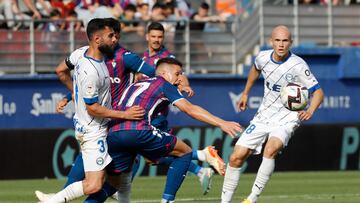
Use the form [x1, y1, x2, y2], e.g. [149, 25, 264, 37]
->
[83, 49, 104, 63]
[270, 51, 291, 64]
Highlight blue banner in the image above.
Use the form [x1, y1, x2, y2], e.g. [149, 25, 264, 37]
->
[0, 76, 358, 129]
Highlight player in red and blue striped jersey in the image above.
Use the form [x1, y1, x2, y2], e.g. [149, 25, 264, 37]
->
[136, 22, 221, 195]
[106, 58, 242, 203]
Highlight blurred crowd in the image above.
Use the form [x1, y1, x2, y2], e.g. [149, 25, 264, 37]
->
[1, 0, 359, 32]
[0, 0, 237, 32]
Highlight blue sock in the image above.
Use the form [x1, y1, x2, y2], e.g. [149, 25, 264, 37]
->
[188, 162, 201, 175]
[162, 152, 192, 201]
[64, 154, 85, 188]
[158, 156, 175, 165]
[192, 150, 198, 160]
[131, 154, 141, 181]
[83, 182, 117, 203]
[158, 156, 201, 175]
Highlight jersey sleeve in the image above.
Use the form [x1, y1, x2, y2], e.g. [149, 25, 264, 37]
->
[162, 82, 184, 105]
[79, 68, 100, 104]
[124, 51, 156, 77]
[65, 46, 88, 70]
[254, 51, 267, 70]
[296, 63, 321, 94]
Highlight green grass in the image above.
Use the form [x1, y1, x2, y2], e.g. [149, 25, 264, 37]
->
[0, 171, 359, 203]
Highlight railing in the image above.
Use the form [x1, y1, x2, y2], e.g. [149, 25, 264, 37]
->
[0, 19, 235, 75]
[1, 3, 360, 76]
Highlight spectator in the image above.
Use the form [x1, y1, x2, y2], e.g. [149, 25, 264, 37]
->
[63, 9, 81, 31]
[150, 2, 166, 21]
[190, 2, 224, 31]
[43, 8, 61, 31]
[99, 0, 123, 18]
[74, 0, 113, 26]
[50, 0, 76, 18]
[135, 0, 150, 21]
[119, 3, 144, 35]
[0, 0, 15, 29]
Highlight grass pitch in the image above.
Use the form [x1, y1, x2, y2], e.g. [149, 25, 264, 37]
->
[0, 171, 359, 203]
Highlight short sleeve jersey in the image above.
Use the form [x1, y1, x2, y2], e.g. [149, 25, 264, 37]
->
[253, 49, 320, 124]
[72, 48, 112, 136]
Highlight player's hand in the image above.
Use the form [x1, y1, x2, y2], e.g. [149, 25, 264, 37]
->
[298, 110, 313, 121]
[237, 94, 248, 112]
[123, 105, 145, 120]
[220, 121, 243, 138]
[179, 85, 194, 98]
[56, 98, 69, 113]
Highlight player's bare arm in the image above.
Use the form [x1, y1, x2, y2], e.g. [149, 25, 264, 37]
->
[298, 88, 324, 121]
[174, 99, 242, 137]
[237, 65, 261, 111]
[86, 103, 145, 120]
[56, 61, 73, 92]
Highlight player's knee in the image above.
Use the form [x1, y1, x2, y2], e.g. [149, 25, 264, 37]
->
[263, 146, 281, 158]
[229, 153, 245, 167]
[83, 181, 103, 195]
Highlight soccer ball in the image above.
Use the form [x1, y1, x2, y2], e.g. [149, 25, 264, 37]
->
[280, 83, 309, 111]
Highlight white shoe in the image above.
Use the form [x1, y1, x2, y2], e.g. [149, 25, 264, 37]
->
[202, 146, 225, 176]
[199, 168, 214, 195]
[35, 190, 55, 202]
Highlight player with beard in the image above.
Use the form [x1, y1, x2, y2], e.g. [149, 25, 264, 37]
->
[40, 18, 145, 203]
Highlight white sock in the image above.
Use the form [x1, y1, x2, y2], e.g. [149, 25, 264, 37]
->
[221, 164, 241, 203]
[117, 172, 132, 203]
[247, 157, 275, 202]
[196, 150, 206, 161]
[46, 181, 84, 203]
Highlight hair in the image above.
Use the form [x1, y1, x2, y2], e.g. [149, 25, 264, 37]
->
[147, 22, 165, 33]
[124, 4, 137, 12]
[86, 18, 112, 40]
[104, 18, 121, 34]
[156, 57, 183, 69]
[152, 2, 166, 10]
[50, 9, 61, 18]
[200, 2, 209, 10]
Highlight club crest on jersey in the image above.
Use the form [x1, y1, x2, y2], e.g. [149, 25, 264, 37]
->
[111, 60, 116, 68]
[96, 157, 104, 165]
[285, 73, 294, 82]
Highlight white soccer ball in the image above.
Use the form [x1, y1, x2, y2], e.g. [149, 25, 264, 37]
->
[280, 83, 309, 111]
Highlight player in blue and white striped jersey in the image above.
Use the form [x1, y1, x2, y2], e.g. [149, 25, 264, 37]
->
[221, 25, 324, 203]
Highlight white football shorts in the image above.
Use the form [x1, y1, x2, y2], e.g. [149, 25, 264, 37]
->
[75, 127, 112, 172]
[236, 121, 300, 154]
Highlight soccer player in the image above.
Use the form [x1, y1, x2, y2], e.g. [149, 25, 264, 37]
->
[221, 25, 324, 203]
[139, 22, 193, 96]
[106, 57, 243, 203]
[140, 22, 221, 195]
[37, 18, 156, 203]
[41, 18, 146, 203]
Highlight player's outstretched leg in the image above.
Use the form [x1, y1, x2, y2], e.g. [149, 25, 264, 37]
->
[35, 154, 85, 202]
[161, 152, 192, 203]
[202, 146, 225, 176]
